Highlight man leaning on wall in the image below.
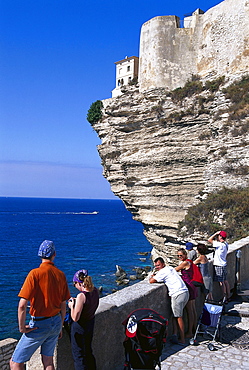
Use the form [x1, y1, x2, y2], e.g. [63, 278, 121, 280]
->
[149, 257, 189, 345]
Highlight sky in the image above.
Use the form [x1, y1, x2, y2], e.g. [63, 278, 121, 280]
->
[0, 0, 222, 199]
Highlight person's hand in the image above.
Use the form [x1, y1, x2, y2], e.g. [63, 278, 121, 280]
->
[58, 330, 63, 339]
[19, 325, 38, 333]
[68, 297, 75, 309]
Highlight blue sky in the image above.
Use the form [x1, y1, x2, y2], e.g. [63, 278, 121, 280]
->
[0, 0, 222, 199]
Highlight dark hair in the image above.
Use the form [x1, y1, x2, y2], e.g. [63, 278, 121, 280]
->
[177, 248, 187, 256]
[154, 257, 165, 264]
[197, 243, 208, 255]
[77, 273, 94, 292]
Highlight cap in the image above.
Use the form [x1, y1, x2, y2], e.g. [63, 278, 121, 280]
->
[185, 242, 194, 250]
[125, 315, 137, 338]
[219, 231, 227, 239]
[38, 240, 55, 258]
[73, 269, 88, 283]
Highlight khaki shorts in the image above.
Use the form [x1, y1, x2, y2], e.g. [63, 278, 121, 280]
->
[171, 291, 189, 317]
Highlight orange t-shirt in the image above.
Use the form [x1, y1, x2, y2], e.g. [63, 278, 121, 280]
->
[18, 261, 70, 317]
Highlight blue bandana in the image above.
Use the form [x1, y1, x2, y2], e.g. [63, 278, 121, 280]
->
[38, 240, 55, 258]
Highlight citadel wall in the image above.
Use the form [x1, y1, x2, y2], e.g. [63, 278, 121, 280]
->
[139, 0, 249, 91]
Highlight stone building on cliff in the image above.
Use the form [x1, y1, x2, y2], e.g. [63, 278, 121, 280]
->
[113, 0, 249, 94]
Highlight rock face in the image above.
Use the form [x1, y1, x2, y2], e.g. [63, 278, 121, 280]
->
[91, 0, 249, 264]
[92, 83, 249, 264]
[139, 0, 249, 92]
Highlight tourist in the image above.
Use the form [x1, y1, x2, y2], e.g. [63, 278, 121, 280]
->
[149, 257, 189, 345]
[68, 269, 99, 370]
[185, 242, 197, 261]
[208, 230, 231, 302]
[10, 240, 70, 370]
[193, 243, 213, 300]
[175, 248, 198, 338]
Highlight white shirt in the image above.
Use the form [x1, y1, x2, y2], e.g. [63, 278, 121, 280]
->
[154, 266, 188, 298]
[213, 240, 228, 266]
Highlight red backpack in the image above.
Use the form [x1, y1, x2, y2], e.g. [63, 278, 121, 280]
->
[187, 259, 204, 286]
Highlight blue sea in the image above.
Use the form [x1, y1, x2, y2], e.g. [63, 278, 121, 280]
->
[0, 197, 152, 340]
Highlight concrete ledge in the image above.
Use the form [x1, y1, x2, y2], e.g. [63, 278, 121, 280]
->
[0, 338, 17, 370]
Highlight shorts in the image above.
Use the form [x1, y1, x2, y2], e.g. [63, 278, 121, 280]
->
[12, 314, 62, 363]
[213, 265, 227, 282]
[171, 290, 189, 317]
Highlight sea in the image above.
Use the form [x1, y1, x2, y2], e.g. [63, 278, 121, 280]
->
[0, 197, 152, 340]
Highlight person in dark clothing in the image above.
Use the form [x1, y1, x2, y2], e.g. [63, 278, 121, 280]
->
[68, 269, 99, 370]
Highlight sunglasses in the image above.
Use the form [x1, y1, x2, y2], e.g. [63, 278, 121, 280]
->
[177, 254, 184, 257]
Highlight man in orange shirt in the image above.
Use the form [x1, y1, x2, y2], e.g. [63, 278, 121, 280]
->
[10, 240, 70, 370]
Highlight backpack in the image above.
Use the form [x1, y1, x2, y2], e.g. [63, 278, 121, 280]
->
[187, 259, 204, 287]
[122, 308, 168, 370]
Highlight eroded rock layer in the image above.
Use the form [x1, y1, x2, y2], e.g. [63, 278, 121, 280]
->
[93, 84, 249, 264]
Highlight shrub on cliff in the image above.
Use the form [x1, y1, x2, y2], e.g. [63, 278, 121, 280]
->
[87, 100, 103, 125]
[223, 75, 249, 120]
[178, 186, 249, 242]
[169, 76, 203, 102]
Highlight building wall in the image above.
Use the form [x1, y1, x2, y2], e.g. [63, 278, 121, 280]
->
[139, 0, 249, 92]
[112, 56, 139, 97]
[1, 236, 249, 369]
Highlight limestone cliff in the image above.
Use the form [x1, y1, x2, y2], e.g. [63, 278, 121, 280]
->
[91, 0, 249, 263]
[92, 81, 249, 264]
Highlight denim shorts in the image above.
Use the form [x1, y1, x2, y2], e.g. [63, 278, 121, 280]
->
[171, 290, 189, 317]
[12, 314, 62, 363]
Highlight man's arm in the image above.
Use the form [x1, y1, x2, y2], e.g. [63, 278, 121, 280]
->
[60, 300, 67, 322]
[208, 231, 220, 244]
[18, 298, 37, 333]
[149, 277, 158, 284]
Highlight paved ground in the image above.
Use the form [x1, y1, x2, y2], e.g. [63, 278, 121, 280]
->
[160, 298, 249, 370]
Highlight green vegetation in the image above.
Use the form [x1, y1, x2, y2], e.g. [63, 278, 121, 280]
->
[168, 75, 226, 103]
[204, 76, 225, 92]
[87, 100, 103, 125]
[223, 75, 249, 120]
[168, 75, 203, 102]
[178, 187, 249, 242]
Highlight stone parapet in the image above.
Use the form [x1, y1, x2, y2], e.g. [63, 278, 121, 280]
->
[0, 338, 17, 370]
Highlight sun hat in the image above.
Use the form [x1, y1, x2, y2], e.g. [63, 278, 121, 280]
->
[219, 231, 227, 239]
[185, 242, 194, 250]
[73, 269, 88, 283]
[38, 240, 55, 258]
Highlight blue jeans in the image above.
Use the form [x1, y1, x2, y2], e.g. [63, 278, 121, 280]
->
[12, 314, 62, 363]
[71, 318, 96, 370]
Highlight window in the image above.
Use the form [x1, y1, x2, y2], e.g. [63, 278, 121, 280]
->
[127, 66, 130, 72]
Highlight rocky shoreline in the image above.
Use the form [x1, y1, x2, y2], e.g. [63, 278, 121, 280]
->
[98, 251, 152, 295]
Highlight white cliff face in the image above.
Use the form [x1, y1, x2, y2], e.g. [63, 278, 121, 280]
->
[91, 0, 249, 264]
[139, 0, 249, 92]
[92, 84, 249, 264]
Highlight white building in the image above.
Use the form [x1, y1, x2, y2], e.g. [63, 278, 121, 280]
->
[112, 56, 139, 98]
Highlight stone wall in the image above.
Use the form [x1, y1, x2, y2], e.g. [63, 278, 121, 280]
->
[1, 236, 249, 370]
[139, 0, 249, 91]
[0, 339, 17, 370]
